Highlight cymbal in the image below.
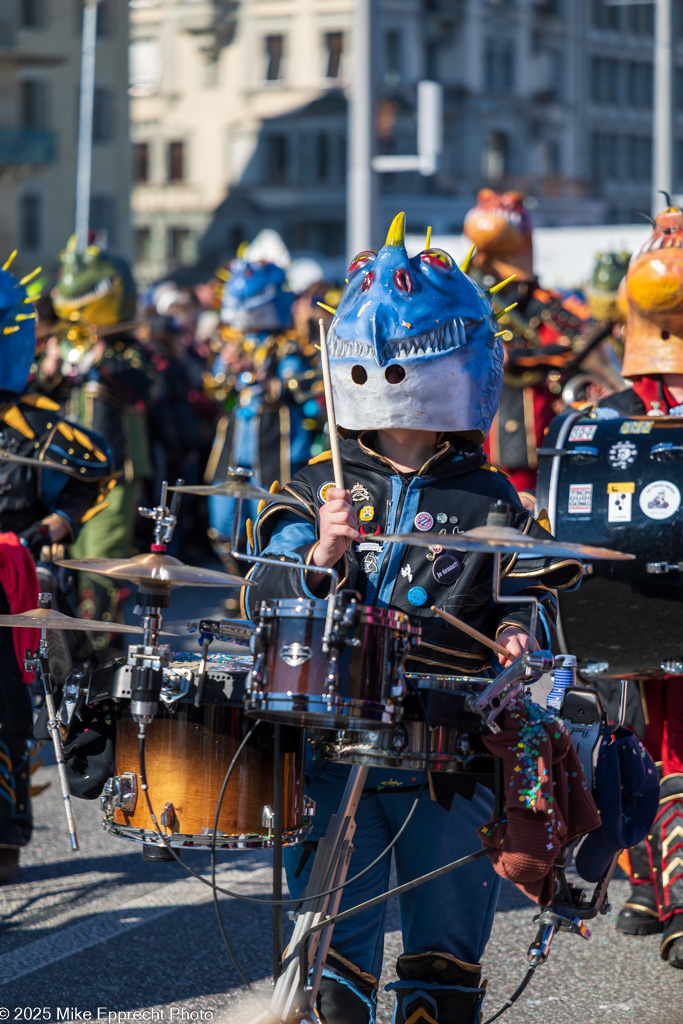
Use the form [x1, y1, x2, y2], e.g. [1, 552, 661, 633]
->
[55, 552, 254, 589]
[0, 607, 177, 635]
[167, 481, 303, 506]
[0, 449, 75, 476]
[374, 525, 635, 561]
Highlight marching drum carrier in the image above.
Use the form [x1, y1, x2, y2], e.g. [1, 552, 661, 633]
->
[536, 411, 683, 680]
[97, 652, 310, 850]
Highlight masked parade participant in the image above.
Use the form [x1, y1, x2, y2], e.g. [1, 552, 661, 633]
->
[463, 189, 588, 493]
[594, 201, 683, 968]
[242, 214, 584, 1024]
[45, 239, 155, 649]
[0, 257, 112, 883]
[205, 257, 324, 557]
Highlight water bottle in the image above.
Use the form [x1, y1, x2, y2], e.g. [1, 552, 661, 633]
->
[547, 655, 576, 712]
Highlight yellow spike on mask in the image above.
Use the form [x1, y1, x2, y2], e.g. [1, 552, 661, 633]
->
[494, 329, 513, 339]
[23, 296, 35, 305]
[495, 303, 518, 319]
[460, 244, 476, 274]
[19, 266, 42, 286]
[15, 312, 36, 321]
[385, 212, 406, 248]
[317, 301, 337, 315]
[489, 274, 517, 295]
[425, 226, 432, 249]
[2, 250, 17, 271]
[3, 326, 19, 335]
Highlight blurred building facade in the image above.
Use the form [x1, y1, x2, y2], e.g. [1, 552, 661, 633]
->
[129, 0, 683, 284]
[0, 0, 132, 280]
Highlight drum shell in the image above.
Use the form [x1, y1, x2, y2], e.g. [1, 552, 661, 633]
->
[537, 412, 683, 679]
[251, 598, 418, 727]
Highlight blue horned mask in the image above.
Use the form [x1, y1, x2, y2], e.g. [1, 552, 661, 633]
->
[328, 213, 503, 436]
[220, 259, 294, 334]
[0, 265, 36, 395]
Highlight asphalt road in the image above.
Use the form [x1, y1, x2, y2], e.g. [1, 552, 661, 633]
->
[2, 585, 681, 1024]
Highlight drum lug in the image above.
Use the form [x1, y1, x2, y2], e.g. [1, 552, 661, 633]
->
[101, 772, 138, 815]
[247, 652, 266, 704]
[160, 802, 179, 833]
[303, 795, 316, 818]
[261, 804, 275, 837]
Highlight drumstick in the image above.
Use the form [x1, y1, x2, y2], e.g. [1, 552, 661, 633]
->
[318, 318, 344, 490]
[431, 606, 510, 659]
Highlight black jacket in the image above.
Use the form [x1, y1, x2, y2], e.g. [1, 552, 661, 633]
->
[244, 433, 582, 675]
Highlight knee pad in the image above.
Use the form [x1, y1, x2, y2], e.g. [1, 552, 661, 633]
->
[387, 952, 486, 1024]
[315, 948, 377, 1024]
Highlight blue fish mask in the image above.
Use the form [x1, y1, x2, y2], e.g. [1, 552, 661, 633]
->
[0, 264, 36, 395]
[327, 213, 503, 437]
[220, 259, 294, 334]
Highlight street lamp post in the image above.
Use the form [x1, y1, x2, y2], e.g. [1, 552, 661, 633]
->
[75, 0, 99, 252]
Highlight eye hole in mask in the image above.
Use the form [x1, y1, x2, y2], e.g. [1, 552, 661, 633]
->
[420, 249, 453, 270]
[348, 251, 377, 276]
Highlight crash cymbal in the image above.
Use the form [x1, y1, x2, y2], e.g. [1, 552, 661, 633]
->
[374, 526, 635, 561]
[0, 607, 177, 635]
[167, 481, 303, 506]
[55, 551, 254, 588]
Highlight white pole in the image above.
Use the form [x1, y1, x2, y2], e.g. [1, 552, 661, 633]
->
[347, 0, 375, 260]
[652, 0, 673, 216]
[75, 0, 99, 251]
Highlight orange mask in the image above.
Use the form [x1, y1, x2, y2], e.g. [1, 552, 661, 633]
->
[463, 189, 533, 278]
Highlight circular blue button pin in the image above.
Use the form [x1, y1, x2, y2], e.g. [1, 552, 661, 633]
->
[407, 586, 428, 607]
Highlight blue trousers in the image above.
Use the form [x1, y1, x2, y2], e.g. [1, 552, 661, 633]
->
[284, 756, 501, 981]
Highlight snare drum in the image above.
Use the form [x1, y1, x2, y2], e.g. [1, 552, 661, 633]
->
[247, 597, 420, 729]
[537, 412, 683, 680]
[101, 653, 310, 850]
[312, 674, 494, 774]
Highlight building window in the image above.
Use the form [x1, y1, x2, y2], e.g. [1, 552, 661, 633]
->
[590, 57, 621, 106]
[626, 61, 653, 109]
[168, 227, 193, 267]
[316, 133, 329, 182]
[20, 194, 41, 250]
[264, 35, 284, 82]
[485, 39, 515, 94]
[129, 38, 161, 96]
[385, 30, 402, 87]
[20, 80, 49, 129]
[135, 226, 152, 262]
[21, 0, 45, 28]
[92, 86, 115, 144]
[324, 32, 343, 80]
[167, 141, 185, 183]
[482, 132, 509, 183]
[90, 195, 116, 248]
[266, 134, 287, 183]
[134, 143, 150, 183]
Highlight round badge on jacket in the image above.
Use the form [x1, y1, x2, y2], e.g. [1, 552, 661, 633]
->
[414, 511, 434, 531]
[407, 586, 428, 606]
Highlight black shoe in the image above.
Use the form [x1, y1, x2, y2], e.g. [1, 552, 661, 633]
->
[668, 936, 683, 969]
[0, 847, 19, 885]
[616, 886, 663, 936]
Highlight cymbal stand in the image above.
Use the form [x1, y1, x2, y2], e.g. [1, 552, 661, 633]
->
[250, 763, 369, 1024]
[24, 593, 79, 850]
[130, 481, 183, 728]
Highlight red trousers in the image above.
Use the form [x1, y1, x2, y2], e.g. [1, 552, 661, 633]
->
[642, 679, 683, 777]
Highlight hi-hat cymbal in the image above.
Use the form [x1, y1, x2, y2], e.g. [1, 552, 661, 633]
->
[374, 526, 635, 561]
[167, 481, 303, 506]
[55, 552, 254, 589]
[0, 607, 177, 635]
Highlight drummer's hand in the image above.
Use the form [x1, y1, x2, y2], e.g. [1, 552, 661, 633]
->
[311, 488, 360, 568]
[497, 627, 537, 667]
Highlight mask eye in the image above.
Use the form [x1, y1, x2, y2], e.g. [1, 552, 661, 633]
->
[420, 248, 453, 270]
[348, 251, 376, 276]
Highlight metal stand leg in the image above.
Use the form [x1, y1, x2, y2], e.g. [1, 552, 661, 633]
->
[272, 725, 284, 983]
[251, 763, 369, 1024]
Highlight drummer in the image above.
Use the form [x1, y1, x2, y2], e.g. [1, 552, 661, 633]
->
[0, 258, 112, 884]
[243, 215, 582, 1024]
[595, 200, 683, 969]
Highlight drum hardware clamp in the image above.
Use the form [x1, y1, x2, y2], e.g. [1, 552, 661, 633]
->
[101, 772, 138, 816]
[466, 649, 555, 733]
[646, 560, 683, 574]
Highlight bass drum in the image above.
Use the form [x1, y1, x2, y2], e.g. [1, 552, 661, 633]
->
[536, 410, 683, 681]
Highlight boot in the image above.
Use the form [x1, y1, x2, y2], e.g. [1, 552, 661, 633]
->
[648, 773, 683, 966]
[387, 952, 486, 1024]
[616, 837, 663, 935]
[0, 846, 19, 885]
[315, 948, 377, 1024]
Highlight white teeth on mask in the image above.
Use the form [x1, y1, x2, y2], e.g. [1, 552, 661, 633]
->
[240, 283, 277, 310]
[70, 276, 114, 306]
[328, 317, 482, 361]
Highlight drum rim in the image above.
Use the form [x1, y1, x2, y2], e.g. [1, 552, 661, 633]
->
[103, 820, 311, 849]
[257, 597, 420, 632]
